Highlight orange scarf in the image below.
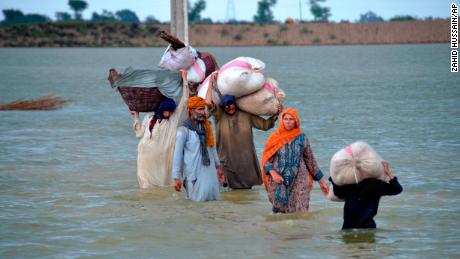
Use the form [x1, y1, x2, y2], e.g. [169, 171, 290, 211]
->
[187, 96, 215, 147]
[261, 108, 312, 191]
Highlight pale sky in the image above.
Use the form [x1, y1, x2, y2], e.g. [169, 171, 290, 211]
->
[0, 0, 452, 22]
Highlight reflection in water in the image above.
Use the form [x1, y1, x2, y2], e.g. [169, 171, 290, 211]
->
[335, 229, 379, 258]
[341, 229, 377, 244]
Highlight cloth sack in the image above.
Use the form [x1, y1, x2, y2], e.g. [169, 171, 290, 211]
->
[216, 57, 265, 98]
[159, 45, 197, 71]
[236, 77, 285, 116]
[329, 141, 388, 186]
[197, 57, 266, 104]
[186, 58, 206, 83]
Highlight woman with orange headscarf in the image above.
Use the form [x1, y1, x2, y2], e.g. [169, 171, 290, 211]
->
[261, 108, 329, 213]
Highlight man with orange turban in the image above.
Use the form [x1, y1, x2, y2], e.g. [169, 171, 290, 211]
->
[172, 96, 224, 202]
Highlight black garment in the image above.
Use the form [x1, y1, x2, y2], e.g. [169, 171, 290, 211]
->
[329, 177, 403, 230]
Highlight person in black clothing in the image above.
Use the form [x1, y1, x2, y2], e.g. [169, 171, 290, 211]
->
[329, 161, 403, 230]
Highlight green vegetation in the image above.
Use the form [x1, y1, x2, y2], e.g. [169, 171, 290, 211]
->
[312, 37, 321, 44]
[310, 0, 331, 22]
[188, 0, 206, 24]
[390, 15, 417, 22]
[359, 11, 384, 23]
[91, 10, 117, 22]
[234, 33, 243, 41]
[221, 28, 229, 36]
[1, 9, 51, 25]
[253, 0, 277, 24]
[145, 15, 160, 24]
[68, 0, 88, 20]
[116, 9, 140, 23]
[266, 39, 277, 45]
[55, 12, 72, 22]
[300, 26, 312, 34]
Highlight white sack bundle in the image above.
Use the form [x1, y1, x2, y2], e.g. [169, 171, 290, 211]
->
[197, 57, 266, 104]
[159, 45, 197, 71]
[186, 58, 206, 83]
[196, 75, 214, 100]
[236, 77, 286, 116]
[216, 57, 266, 98]
[330, 141, 387, 186]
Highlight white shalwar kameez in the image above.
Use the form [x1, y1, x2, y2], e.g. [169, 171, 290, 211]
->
[133, 84, 188, 188]
[172, 126, 221, 202]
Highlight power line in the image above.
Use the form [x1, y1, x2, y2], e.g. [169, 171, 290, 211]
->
[226, 0, 236, 22]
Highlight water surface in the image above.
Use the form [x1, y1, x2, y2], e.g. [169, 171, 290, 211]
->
[0, 45, 459, 258]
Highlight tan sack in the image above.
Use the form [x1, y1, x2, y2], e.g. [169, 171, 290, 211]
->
[330, 141, 388, 186]
[159, 45, 197, 71]
[236, 77, 285, 116]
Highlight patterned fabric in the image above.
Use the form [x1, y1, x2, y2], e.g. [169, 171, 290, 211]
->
[273, 134, 305, 205]
[265, 134, 324, 213]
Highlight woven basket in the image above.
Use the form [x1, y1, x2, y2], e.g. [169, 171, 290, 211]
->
[118, 86, 164, 112]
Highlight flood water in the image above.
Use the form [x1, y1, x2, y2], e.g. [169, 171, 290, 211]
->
[0, 45, 459, 258]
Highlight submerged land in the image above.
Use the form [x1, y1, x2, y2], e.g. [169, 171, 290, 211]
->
[0, 20, 448, 47]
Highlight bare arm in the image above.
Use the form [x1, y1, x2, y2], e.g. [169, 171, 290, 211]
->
[132, 111, 152, 139]
[249, 103, 281, 130]
[381, 161, 403, 196]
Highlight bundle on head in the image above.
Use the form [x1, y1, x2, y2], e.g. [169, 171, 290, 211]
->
[0, 95, 71, 110]
[236, 77, 285, 116]
[330, 141, 387, 186]
[159, 31, 186, 50]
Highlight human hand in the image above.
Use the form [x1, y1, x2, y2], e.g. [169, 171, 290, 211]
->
[129, 109, 139, 119]
[319, 180, 330, 196]
[216, 167, 225, 184]
[174, 179, 182, 192]
[270, 170, 284, 184]
[209, 72, 218, 88]
[271, 104, 282, 121]
[277, 103, 283, 114]
[382, 161, 394, 180]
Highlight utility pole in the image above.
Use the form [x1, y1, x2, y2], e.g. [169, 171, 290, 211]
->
[170, 0, 189, 44]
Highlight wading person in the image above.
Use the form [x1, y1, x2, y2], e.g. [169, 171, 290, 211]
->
[261, 108, 329, 213]
[132, 97, 178, 188]
[209, 94, 280, 189]
[172, 96, 224, 202]
[329, 161, 403, 229]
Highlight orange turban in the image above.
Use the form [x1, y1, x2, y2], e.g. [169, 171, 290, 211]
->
[187, 96, 206, 111]
[261, 108, 313, 191]
[187, 96, 214, 147]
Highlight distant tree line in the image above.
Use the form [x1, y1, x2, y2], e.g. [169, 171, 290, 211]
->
[0, 0, 448, 25]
